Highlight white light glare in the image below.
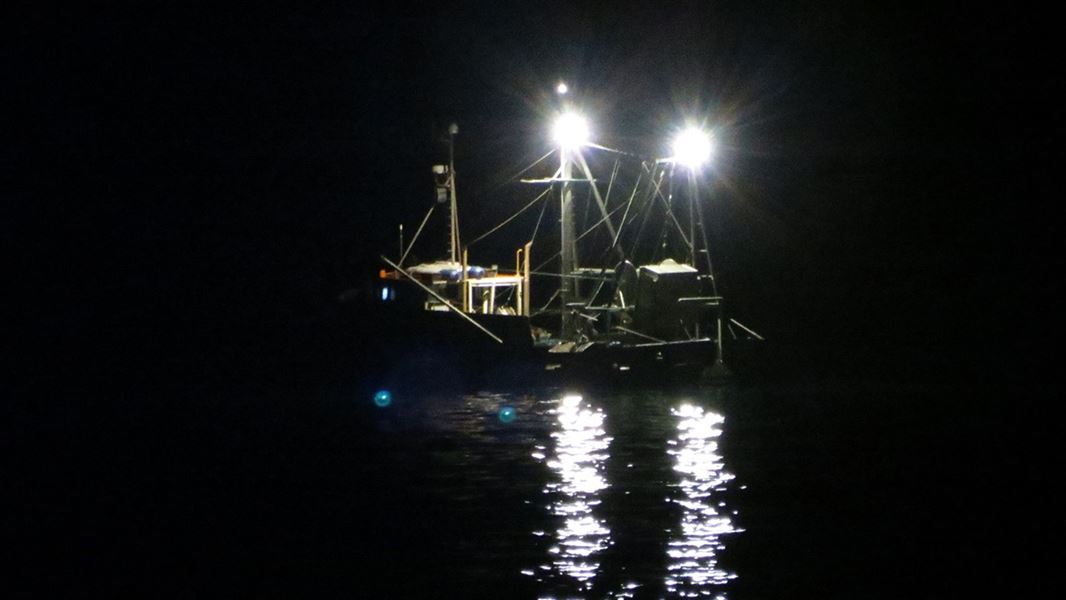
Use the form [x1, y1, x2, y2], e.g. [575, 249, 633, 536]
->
[556, 82, 569, 95]
[553, 113, 590, 148]
[672, 128, 714, 169]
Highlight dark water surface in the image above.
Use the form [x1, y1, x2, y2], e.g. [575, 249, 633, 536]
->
[14, 338, 1051, 598]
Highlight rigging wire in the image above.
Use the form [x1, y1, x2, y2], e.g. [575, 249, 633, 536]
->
[628, 163, 666, 262]
[466, 187, 552, 247]
[657, 166, 692, 250]
[471, 148, 559, 201]
[603, 158, 621, 222]
[584, 166, 642, 307]
[584, 142, 647, 159]
[396, 150, 555, 263]
[529, 187, 550, 246]
[531, 161, 660, 276]
[574, 151, 619, 241]
[692, 175, 719, 296]
[502, 148, 557, 186]
[529, 270, 614, 280]
[463, 149, 560, 248]
[398, 204, 436, 266]
[611, 168, 643, 251]
[653, 165, 674, 262]
[531, 201, 630, 274]
[535, 288, 560, 315]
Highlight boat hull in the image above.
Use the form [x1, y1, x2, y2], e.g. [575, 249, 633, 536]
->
[354, 302, 741, 391]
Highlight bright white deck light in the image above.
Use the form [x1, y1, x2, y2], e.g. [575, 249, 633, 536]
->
[672, 128, 714, 169]
[553, 112, 589, 148]
[556, 82, 569, 95]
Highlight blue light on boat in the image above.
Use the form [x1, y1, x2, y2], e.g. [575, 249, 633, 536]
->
[498, 405, 517, 423]
[373, 390, 392, 407]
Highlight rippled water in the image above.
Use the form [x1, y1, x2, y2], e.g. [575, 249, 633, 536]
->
[358, 387, 747, 599]
[337, 376, 1024, 599]
[28, 366, 1032, 598]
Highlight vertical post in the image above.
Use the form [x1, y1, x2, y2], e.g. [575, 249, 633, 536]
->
[462, 246, 469, 312]
[515, 247, 523, 314]
[448, 124, 460, 263]
[716, 314, 724, 364]
[523, 241, 532, 317]
[688, 171, 697, 267]
[560, 149, 577, 339]
[692, 172, 725, 370]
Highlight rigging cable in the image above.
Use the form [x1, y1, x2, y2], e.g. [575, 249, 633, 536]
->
[585, 166, 642, 307]
[584, 142, 647, 159]
[529, 187, 550, 246]
[531, 201, 630, 274]
[657, 164, 691, 251]
[500, 148, 557, 187]
[464, 149, 560, 247]
[628, 163, 666, 262]
[692, 175, 719, 296]
[466, 186, 552, 247]
[574, 151, 619, 241]
[470, 148, 558, 202]
[398, 204, 436, 266]
[535, 288, 560, 315]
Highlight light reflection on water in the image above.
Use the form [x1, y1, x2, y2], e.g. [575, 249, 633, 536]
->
[534, 394, 612, 594]
[397, 390, 742, 597]
[665, 402, 740, 597]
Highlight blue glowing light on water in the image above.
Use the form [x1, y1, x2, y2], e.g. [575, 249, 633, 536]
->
[498, 405, 517, 423]
[373, 390, 392, 407]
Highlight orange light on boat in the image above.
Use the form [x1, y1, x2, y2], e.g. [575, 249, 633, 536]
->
[379, 269, 388, 279]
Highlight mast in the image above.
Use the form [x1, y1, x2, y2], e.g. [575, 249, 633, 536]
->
[559, 146, 578, 338]
[550, 88, 588, 340]
[689, 166, 725, 370]
[688, 169, 697, 267]
[448, 123, 460, 263]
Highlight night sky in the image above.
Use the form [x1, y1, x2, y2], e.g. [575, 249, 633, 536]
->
[10, 2, 1061, 595]
[15, 2, 1057, 384]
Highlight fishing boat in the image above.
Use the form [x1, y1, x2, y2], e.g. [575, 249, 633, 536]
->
[366, 97, 762, 388]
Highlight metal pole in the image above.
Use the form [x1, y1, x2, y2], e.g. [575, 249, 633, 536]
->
[523, 241, 532, 317]
[691, 173, 724, 366]
[449, 124, 459, 262]
[716, 314, 724, 364]
[462, 247, 469, 312]
[688, 170, 697, 266]
[560, 148, 577, 338]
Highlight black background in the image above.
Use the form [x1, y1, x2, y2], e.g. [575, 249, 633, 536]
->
[13, 2, 1059, 378]
[9, 1, 1060, 596]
